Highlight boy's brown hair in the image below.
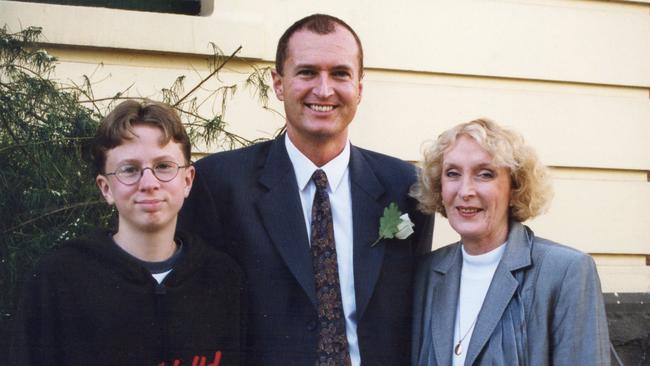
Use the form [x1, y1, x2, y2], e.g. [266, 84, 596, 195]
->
[92, 100, 191, 174]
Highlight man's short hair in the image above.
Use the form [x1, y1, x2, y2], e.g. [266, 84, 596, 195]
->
[275, 13, 364, 77]
[91, 100, 191, 174]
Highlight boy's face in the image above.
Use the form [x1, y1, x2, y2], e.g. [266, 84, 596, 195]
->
[95, 125, 194, 235]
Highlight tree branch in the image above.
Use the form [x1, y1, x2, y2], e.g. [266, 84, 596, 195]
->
[173, 46, 243, 107]
[2, 199, 105, 234]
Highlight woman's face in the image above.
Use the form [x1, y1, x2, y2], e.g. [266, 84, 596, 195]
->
[441, 135, 512, 253]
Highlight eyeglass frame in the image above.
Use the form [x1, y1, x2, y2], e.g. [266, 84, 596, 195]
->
[103, 160, 192, 186]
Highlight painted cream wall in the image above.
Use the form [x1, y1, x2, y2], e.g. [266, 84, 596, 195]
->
[2, 0, 649, 292]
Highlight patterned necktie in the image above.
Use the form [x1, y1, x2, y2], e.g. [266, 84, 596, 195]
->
[310, 169, 351, 366]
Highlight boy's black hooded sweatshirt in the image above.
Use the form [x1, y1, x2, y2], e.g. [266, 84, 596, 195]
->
[10, 229, 245, 366]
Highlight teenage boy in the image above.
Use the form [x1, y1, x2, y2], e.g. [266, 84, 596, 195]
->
[10, 100, 245, 366]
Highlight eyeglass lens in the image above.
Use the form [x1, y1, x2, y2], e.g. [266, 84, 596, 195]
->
[115, 161, 180, 185]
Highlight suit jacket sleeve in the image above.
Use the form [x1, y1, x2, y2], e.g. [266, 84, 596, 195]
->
[407, 166, 434, 256]
[410, 202, 434, 256]
[551, 253, 611, 365]
[178, 161, 228, 253]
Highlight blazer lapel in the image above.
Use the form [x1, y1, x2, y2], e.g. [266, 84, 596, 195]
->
[430, 245, 462, 366]
[464, 222, 532, 365]
[255, 136, 316, 307]
[349, 146, 386, 320]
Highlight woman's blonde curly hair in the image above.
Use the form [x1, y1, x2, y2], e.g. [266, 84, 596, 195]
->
[410, 118, 553, 222]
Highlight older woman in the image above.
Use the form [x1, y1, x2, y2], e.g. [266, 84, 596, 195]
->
[410, 119, 610, 366]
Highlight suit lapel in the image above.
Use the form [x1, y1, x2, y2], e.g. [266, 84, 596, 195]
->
[430, 245, 462, 366]
[349, 146, 386, 320]
[255, 136, 316, 306]
[463, 258, 519, 365]
[464, 222, 532, 365]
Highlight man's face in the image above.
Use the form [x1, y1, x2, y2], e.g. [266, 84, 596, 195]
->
[272, 25, 363, 150]
[95, 125, 195, 235]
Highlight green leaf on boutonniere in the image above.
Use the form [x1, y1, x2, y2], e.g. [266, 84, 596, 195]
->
[371, 202, 414, 247]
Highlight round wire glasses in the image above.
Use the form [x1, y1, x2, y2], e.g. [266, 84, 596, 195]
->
[104, 161, 191, 185]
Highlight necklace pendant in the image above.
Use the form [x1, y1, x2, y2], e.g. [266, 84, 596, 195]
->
[454, 342, 462, 356]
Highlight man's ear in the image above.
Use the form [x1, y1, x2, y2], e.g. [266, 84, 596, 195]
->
[271, 69, 285, 101]
[183, 165, 196, 198]
[96, 175, 115, 205]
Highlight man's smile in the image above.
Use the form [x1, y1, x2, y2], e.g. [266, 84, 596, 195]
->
[306, 103, 336, 112]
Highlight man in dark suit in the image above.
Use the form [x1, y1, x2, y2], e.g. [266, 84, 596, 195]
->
[179, 14, 433, 366]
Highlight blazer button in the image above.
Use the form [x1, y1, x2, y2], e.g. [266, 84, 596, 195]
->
[307, 320, 317, 331]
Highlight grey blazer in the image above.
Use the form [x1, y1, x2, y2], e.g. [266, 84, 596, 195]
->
[412, 221, 610, 366]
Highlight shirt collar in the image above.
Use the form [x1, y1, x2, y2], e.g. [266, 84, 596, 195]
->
[285, 134, 350, 193]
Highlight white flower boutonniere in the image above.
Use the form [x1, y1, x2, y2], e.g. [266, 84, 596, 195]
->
[371, 202, 415, 247]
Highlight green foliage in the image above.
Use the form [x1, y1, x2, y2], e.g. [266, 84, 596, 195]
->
[0, 26, 112, 323]
[378, 202, 403, 239]
[371, 202, 404, 246]
[0, 25, 274, 331]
